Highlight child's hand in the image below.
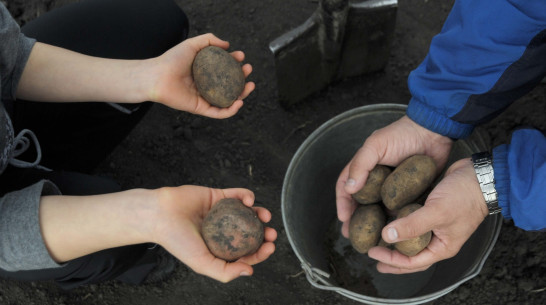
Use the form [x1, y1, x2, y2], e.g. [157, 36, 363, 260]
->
[145, 33, 255, 119]
[152, 185, 276, 283]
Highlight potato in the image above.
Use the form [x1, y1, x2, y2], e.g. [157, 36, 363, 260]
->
[201, 198, 264, 261]
[192, 46, 245, 108]
[349, 204, 386, 254]
[352, 165, 392, 204]
[394, 203, 431, 256]
[377, 237, 394, 249]
[381, 155, 436, 210]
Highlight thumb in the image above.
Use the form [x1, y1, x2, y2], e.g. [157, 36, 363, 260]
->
[382, 204, 439, 243]
[186, 33, 229, 52]
[345, 141, 382, 194]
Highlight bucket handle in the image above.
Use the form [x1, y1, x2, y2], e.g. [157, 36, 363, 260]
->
[300, 262, 339, 291]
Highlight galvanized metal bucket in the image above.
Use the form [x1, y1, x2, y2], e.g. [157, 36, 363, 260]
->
[281, 103, 502, 304]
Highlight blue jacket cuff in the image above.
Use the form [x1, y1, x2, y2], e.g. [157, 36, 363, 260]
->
[407, 98, 475, 139]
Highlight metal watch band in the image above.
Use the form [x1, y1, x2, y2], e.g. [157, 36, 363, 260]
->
[472, 152, 502, 215]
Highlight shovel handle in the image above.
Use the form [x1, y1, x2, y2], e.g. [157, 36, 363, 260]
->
[318, 0, 349, 52]
[320, 0, 349, 14]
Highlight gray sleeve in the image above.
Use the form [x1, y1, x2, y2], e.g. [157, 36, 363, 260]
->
[0, 3, 36, 101]
[0, 180, 65, 271]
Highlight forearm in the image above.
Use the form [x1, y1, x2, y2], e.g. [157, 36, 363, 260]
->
[16, 42, 152, 103]
[39, 188, 159, 263]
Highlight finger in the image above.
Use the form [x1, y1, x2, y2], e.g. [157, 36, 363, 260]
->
[202, 99, 244, 119]
[230, 50, 245, 62]
[192, 256, 254, 283]
[220, 188, 255, 206]
[242, 63, 253, 78]
[238, 81, 255, 100]
[336, 163, 357, 223]
[368, 236, 446, 271]
[376, 261, 432, 274]
[229, 229, 277, 266]
[345, 141, 382, 194]
[237, 241, 275, 266]
[368, 246, 428, 273]
[341, 220, 350, 238]
[381, 204, 441, 244]
[186, 33, 229, 52]
[252, 207, 272, 223]
[264, 227, 278, 242]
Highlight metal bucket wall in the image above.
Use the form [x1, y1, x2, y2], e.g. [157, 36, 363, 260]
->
[281, 104, 502, 304]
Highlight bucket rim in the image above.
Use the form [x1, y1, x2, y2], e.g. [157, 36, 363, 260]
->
[281, 103, 502, 304]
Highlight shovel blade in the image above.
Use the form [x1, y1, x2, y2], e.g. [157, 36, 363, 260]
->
[269, 14, 336, 108]
[338, 0, 398, 78]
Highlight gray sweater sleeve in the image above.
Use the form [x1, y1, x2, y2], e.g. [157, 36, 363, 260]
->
[0, 180, 65, 271]
[0, 3, 36, 101]
[0, 4, 60, 272]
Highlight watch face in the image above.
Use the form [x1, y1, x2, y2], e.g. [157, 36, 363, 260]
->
[472, 152, 491, 164]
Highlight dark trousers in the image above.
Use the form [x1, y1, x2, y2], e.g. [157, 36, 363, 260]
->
[0, 0, 189, 289]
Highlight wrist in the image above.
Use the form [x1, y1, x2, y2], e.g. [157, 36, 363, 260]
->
[403, 115, 452, 145]
[121, 188, 163, 244]
[462, 159, 490, 218]
[129, 58, 159, 103]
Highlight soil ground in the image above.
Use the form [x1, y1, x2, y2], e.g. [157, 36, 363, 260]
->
[1, 0, 545, 304]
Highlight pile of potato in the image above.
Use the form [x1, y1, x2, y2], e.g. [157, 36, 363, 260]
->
[349, 155, 436, 256]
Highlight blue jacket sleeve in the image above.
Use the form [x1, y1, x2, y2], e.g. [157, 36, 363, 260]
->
[493, 129, 546, 231]
[406, 0, 546, 139]
[404, 0, 546, 231]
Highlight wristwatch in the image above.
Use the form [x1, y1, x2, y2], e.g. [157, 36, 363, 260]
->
[471, 152, 502, 215]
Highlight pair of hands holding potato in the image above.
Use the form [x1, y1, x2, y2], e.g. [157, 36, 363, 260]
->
[144, 33, 255, 119]
[154, 186, 276, 283]
[336, 115, 489, 274]
[141, 33, 277, 282]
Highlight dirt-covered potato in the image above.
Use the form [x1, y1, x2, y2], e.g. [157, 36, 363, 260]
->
[192, 46, 245, 108]
[201, 198, 264, 261]
[352, 165, 392, 204]
[394, 203, 432, 256]
[381, 155, 436, 210]
[349, 204, 386, 254]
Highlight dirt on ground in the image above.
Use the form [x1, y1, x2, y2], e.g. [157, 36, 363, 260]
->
[1, 0, 545, 304]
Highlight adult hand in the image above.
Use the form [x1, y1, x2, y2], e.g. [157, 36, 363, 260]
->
[335, 115, 453, 237]
[145, 33, 255, 119]
[152, 185, 277, 283]
[367, 158, 489, 273]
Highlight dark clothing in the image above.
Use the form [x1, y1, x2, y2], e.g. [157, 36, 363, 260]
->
[15, 0, 189, 172]
[0, 0, 188, 289]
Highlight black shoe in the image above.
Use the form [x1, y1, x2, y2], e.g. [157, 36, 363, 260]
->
[143, 246, 178, 284]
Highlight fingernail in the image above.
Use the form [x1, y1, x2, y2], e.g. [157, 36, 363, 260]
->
[345, 179, 356, 187]
[240, 271, 250, 276]
[387, 227, 398, 242]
